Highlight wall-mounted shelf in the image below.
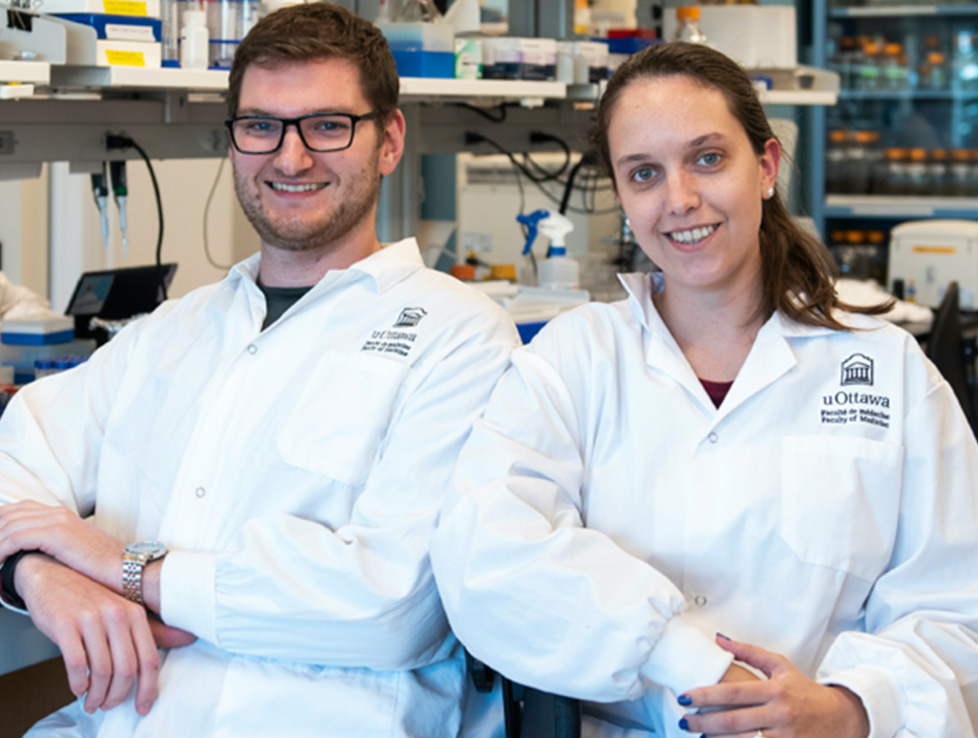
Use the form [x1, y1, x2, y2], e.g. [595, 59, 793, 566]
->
[825, 194, 978, 218]
[36, 67, 569, 102]
[0, 60, 50, 85]
[399, 77, 566, 102]
[3, 65, 839, 106]
[0, 65, 839, 165]
[49, 65, 226, 90]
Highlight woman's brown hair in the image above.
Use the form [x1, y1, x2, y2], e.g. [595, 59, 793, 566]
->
[591, 42, 891, 329]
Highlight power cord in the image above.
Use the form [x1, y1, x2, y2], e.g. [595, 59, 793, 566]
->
[203, 158, 233, 271]
[105, 132, 168, 300]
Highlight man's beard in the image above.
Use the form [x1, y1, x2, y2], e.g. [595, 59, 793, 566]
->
[233, 149, 382, 253]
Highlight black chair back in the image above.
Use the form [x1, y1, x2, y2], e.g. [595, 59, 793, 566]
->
[468, 652, 581, 738]
[926, 281, 976, 428]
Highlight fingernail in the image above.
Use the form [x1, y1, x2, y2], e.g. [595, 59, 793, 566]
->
[716, 632, 731, 640]
[678, 717, 689, 731]
[677, 694, 692, 706]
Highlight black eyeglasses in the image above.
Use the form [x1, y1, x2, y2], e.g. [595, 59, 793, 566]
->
[225, 111, 379, 154]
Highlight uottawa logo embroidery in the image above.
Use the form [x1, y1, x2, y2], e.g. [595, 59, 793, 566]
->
[820, 353, 890, 429]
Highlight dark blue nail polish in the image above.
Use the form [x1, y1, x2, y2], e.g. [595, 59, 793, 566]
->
[716, 632, 731, 640]
[678, 717, 689, 731]
[677, 694, 692, 706]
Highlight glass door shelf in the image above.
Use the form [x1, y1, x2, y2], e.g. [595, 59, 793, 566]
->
[838, 88, 978, 100]
[829, 4, 978, 17]
[826, 193, 978, 217]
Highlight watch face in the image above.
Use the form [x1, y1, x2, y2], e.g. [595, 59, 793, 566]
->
[126, 541, 167, 558]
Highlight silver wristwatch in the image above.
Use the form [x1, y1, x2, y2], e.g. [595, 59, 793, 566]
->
[122, 541, 168, 605]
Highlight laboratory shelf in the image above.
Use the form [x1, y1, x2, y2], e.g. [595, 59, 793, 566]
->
[49, 65, 228, 91]
[40, 68, 568, 102]
[838, 89, 978, 101]
[829, 3, 978, 17]
[825, 194, 978, 218]
[761, 88, 840, 105]
[398, 77, 566, 102]
[0, 60, 50, 85]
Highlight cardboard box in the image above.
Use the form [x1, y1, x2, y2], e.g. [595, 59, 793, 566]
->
[41, 0, 159, 18]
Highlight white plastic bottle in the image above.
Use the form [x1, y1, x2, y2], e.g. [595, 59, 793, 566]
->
[536, 212, 579, 291]
[672, 6, 708, 45]
[180, 9, 210, 70]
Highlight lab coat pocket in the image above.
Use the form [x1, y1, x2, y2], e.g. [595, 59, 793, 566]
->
[781, 435, 904, 581]
[277, 352, 409, 486]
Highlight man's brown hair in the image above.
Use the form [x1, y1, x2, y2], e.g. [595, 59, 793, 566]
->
[227, 3, 399, 126]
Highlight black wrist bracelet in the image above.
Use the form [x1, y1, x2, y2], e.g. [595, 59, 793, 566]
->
[1, 549, 41, 610]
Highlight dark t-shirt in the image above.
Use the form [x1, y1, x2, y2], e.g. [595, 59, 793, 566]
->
[259, 283, 314, 330]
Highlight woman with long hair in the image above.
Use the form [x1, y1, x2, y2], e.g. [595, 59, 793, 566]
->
[432, 42, 978, 738]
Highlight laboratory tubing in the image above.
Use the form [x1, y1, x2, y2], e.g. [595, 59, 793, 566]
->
[672, 6, 708, 45]
[181, 9, 210, 69]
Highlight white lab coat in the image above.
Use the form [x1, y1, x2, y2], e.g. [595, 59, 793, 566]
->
[0, 239, 520, 738]
[431, 271, 978, 738]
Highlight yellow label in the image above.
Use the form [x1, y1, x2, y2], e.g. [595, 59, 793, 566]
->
[102, 0, 148, 16]
[912, 245, 956, 254]
[105, 50, 147, 67]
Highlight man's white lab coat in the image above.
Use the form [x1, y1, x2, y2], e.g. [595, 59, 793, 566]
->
[0, 239, 519, 738]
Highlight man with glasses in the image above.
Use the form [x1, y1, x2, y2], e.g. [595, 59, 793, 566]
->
[0, 4, 517, 737]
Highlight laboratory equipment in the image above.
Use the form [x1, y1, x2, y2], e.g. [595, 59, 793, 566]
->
[161, 0, 181, 66]
[109, 160, 129, 258]
[888, 220, 978, 309]
[206, 0, 262, 69]
[671, 6, 707, 45]
[664, 5, 797, 69]
[180, 8, 208, 69]
[519, 209, 579, 291]
[91, 163, 109, 255]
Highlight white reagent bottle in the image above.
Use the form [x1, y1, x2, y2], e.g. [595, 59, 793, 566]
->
[180, 9, 210, 70]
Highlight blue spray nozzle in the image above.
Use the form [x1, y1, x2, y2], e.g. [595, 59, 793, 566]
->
[517, 209, 551, 256]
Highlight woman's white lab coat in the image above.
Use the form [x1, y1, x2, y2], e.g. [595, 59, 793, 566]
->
[431, 272, 978, 738]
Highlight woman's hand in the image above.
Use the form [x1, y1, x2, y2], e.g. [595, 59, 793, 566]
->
[677, 635, 870, 738]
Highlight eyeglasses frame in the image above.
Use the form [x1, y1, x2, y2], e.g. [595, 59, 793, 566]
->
[224, 111, 380, 155]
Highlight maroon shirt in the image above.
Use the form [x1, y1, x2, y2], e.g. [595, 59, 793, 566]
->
[699, 378, 733, 408]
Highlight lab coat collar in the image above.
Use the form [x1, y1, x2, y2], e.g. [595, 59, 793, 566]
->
[227, 238, 425, 296]
[617, 272, 805, 424]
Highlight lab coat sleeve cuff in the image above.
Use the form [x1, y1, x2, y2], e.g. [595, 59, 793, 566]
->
[819, 666, 904, 738]
[159, 550, 218, 646]
[642, 616, 733, 697]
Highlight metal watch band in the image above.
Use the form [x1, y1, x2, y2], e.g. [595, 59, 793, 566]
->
[122, 552, 150, 604]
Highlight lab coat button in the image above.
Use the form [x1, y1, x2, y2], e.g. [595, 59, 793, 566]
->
[195, 486, 206, 498]
[694, 594, 707, 607]
[708, 432, 718, 444]
[247, 344, 258, 355]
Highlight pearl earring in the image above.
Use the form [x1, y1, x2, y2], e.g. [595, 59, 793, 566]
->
[766, 187, 775, 198]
